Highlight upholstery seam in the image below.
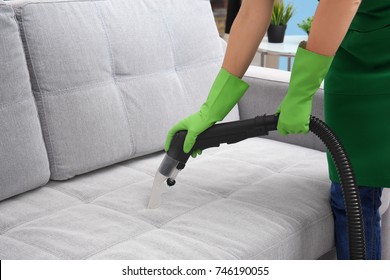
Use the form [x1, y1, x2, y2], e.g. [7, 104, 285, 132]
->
[47, 175, 152, 203]
[161, 230, 240, 260]
[213, 151, 323, 175]
[159, 197, 309, 260]
[164, 150, 283, 199]
[94, 196, 223, 230]
[0, 94, 32, 111]
[2, 234, 72, 259]
[160, 11, 192, 107]
[40, 96, 58, 176]
[218, 169, 326, 199]
[183, 172, 278, 199]
[89, 203, 159, 228]
[277, 172, 330, 184]
[114, 152, 249, 195]
[198, 162, 328, 196]
[3, 204, 152, 260]
[87, 202, 240, 259]
[0, 235, 61, 259]
[116, 162, 158, 178]
[211, 153, 280, 173]
[21, 57, 223, 97]
[169, 172, 309, 223]
[18, 7, 58, 177]
[88, 178, 153, 203]
[160, 197, 225, 227]
[176, 56, 224, 71]
[16, 0, 105, 10]
[50, 155, 141, 181]
[116, 161, 241, 200]
[129, 228, 239, 260]
[224, 197, 307, 226]
[151, 178, 330, 257]
[94, 1, 135, 155]
[93, 2, 116, 81]
[44, 186, 88, 202]
[277, 153, 326, 173]
[0, 200, 83, 235]
[82, 228, 160, 260]
[36, 79, 114, 96]
[115, 164, 157, 178]
[114, 57, 223, 83]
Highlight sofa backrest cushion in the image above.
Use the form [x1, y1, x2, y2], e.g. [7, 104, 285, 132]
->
[0, 3, 50, 201]
[11, 0, 236, 180]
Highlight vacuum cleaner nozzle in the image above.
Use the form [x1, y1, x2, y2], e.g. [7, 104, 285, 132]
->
[147, 131, 190, 209]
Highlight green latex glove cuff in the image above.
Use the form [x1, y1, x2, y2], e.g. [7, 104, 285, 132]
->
[201, 68, 249, 122]
[276, 43, 334, 135]
[165, 68, 249, 153]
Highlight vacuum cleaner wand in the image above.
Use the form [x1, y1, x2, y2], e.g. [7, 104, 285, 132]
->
[160, 114, 278, 186]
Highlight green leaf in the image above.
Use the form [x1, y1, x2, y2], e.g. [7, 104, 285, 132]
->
[297, 16, 313, 34]
[270, 1, 295, 26]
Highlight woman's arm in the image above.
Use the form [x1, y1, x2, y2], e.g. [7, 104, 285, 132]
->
[222, 0, 274, 78]
[306, 0, 362, 55]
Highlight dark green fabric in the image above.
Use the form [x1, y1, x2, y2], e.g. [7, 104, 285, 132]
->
[325, 27, 390, 95]
[350, 0, 390, 32]
[324, 3, 390, 187]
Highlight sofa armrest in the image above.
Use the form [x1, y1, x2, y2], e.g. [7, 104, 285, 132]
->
[239, 65, 326, 152]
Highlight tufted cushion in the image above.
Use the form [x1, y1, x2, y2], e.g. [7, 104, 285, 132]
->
[0, 3, 50, 201]
[0, 138, 334, 259]
[12, 0, 237, 180]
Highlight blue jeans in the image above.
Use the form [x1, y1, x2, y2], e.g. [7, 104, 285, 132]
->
[330, 182, 383, 260]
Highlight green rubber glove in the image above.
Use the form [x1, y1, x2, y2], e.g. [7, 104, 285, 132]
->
[165, 68, 249, 156]
[276, 42, 334, 136]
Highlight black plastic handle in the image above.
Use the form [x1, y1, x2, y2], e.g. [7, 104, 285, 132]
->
[167, 114, 278, 164]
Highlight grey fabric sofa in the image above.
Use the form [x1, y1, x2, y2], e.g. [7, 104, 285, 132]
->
[0, 0, 389, 260]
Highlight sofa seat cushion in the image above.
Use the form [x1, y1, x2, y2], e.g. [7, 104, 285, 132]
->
[0, 138, 334, 259]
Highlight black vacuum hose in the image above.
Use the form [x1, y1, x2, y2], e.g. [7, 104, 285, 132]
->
[308, 115, 366, 260]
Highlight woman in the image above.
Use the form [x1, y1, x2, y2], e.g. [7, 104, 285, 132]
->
[165, 0, 389, 259]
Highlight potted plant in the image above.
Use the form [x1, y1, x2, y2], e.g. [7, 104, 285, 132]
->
[267, 0, 295, 43]
[297, 16, 313, 35]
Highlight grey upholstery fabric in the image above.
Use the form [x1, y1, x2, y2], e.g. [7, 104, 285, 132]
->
[0, 3, 50, 201]
[0, 138, 335, 259]
[12, 0, 238, 180]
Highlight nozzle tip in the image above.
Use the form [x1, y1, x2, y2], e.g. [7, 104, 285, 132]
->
[167, 178, 176, 186]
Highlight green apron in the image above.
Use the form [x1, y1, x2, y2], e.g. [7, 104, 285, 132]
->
[324, 1, 390, 188]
